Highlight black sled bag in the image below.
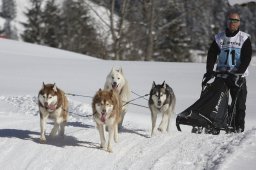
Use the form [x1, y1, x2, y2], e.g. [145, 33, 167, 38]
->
[176, 78, 229, 131]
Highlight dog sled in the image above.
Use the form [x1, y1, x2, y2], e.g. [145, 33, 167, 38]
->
[176, 72, 243, 135]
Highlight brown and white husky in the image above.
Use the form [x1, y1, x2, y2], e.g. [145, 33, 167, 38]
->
[92, 89, 122, 152]
[38, 83, 69, 142]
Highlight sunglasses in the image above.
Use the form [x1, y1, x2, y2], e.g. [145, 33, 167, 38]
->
[228, 18, 240, 23]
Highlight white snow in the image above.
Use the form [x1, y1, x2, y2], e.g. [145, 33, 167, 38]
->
[1, 0, 114, 44]
[0, 39, 256, 170]
[228, 0, 256, 5]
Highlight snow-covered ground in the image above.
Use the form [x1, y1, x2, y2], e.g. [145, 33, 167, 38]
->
[1, 0, 113, 43]
[0, 39, 256, 170]
[228, 0, 256, 6]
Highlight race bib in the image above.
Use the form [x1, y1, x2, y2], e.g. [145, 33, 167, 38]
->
[217, 47, 240, 71]
[215, 31, 249, 72]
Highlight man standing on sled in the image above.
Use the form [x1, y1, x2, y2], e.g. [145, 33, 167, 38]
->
[203, 11, 252, 133]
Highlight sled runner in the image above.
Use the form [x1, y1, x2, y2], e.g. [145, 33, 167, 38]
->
[176, 72, 243, 135]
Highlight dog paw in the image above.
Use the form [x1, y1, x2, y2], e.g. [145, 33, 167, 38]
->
[158, 127, 167, 133]
[151, 131, 156, 137]
[40, 137, 46, 143]
[157, 127, 163, 132]
[100, 143, 107, 149]
[107, 147, 113, 153]
[59, 131, 65, 137]
[49, 133, 55, 138]
[151, 129, 157, 137]
[101, 146, 112, 153]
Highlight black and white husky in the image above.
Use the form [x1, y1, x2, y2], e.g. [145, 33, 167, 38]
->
[148, 81, 176, 136]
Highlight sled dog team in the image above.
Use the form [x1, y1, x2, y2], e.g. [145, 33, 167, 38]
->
[38, 67, 176, 152]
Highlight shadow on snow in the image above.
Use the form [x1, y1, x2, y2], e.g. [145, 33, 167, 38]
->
[121, 127, 150, 138]
[0, 128, 98, 149]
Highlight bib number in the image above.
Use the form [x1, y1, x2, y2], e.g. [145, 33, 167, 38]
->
[224, 49, 235, 65]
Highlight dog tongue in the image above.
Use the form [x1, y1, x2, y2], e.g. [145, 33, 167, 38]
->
[48, 104, 56, 110]
[101, 113, 106, 122]
[112, 84, 118, 89]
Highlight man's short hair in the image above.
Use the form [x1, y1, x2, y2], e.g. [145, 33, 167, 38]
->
[226, 10, 240, 18]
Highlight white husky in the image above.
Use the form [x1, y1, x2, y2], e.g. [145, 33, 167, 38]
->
[104, 67, 130, 129]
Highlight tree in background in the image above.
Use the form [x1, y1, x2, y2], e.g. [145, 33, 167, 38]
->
[19, 0, 256, 61]
[21, 0, 105, 58]
[60, 0, 105, 58]
[21, 0, 43, 44]
[237, 2, 256, 50]
[124, 0, 190, 61]
[0, 0, 17, 39]
[156, 0, 190, 62]
[143, 0, 155, 61]
[109, 0, 129, 60]
[42, 0, 62, 48]
[122, 0, 147, 60]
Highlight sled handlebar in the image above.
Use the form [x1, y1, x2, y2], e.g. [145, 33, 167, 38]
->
[213, 71, 243, 77]
[202, 71, 244, 89]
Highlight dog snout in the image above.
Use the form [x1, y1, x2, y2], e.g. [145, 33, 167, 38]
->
[44, 102, 49, 107]
[157, 100, 161, 106]
[112, 82, 117, 86]
[102, 109, 106, 114]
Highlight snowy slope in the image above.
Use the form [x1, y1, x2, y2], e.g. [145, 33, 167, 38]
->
[1, 0, 113, 42]
[228, 0, 256, 5]
[0, 39, 256, 170]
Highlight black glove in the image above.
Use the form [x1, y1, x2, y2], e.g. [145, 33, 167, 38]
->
[202, 71, 215, 87]
[227, 73, 244, 87]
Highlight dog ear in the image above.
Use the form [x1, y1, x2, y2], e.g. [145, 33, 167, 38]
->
[42, 82, 45, 89]
[95, 89, 102, 98]
[118, 67, 123, 74]
[111, 67, 115, 73]
[53, 83, 58, 92]
[163, 82, 171, 94]
[162, 81, 166, 88]
[152, 81, 156, 88]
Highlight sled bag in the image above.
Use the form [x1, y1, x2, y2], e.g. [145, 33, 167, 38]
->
[176, 78, 229, 131]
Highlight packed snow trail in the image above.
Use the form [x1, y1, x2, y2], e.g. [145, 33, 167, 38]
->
[0, 96, 256, 170]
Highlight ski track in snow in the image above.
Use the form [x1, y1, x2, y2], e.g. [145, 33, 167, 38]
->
[0, 95, 256, 170]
